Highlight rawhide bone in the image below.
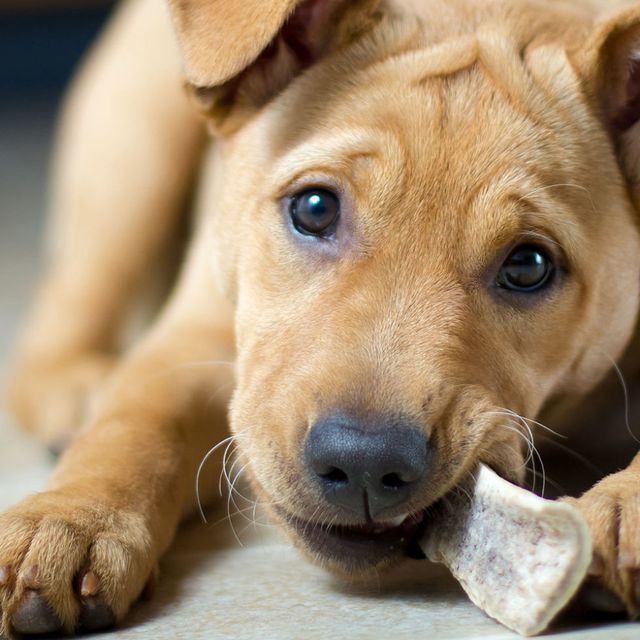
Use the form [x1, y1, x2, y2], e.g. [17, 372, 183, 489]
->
[420, 465, 592, 636]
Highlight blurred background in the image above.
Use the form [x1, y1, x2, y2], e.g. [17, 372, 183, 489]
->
[0, 0, 115, 363]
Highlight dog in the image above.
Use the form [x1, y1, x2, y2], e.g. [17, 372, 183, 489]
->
[3, 0, 640, 634]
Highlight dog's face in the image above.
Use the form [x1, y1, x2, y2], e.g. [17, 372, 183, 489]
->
[170, 0, 640, 574]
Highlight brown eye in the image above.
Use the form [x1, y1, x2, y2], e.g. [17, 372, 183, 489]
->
[290, 189, 340, 237]
[497, 245, 555, 292]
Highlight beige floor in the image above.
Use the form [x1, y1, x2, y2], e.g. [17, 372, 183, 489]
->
[1, 101, 639, 639]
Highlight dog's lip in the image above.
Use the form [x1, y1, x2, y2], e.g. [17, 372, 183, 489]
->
[277, 507, 427, 570]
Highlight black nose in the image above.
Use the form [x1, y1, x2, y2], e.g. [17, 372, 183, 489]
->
[304, 413, 430, 519]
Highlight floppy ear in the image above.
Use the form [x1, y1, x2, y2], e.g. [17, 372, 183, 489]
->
[575, 6, 640, 189]
[167, 0, 381, 133]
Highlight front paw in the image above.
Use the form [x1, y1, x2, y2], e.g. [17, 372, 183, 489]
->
[5, 353, 116, 451]
[0, 491, 156, 637]
[565, 455, 640, 617]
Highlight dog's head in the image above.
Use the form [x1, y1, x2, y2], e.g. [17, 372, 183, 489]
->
[169, 0, 640, 574]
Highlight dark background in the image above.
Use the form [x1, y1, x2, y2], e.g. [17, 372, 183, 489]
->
[0, 1, 114, 100]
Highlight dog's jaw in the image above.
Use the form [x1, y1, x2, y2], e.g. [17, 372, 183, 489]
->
[274, 506, 428, 572]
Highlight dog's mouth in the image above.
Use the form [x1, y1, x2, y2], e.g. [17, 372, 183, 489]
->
[276, 507, 428, 571]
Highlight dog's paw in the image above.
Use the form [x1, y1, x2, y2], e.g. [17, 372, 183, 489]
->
[5, 353, 116, 452]
[0, 490, 156, 637]
[564, 455, 640, 618]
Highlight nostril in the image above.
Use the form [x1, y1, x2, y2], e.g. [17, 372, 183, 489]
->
[319, 467, 349, 485]
[305, 413, 431, 517]
[381, 472, 407, 489]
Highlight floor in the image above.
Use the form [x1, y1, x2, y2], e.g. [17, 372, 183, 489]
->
[1, 100, 639, 640]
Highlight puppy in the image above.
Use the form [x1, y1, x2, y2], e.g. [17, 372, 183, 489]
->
[3, 0, 640, 634]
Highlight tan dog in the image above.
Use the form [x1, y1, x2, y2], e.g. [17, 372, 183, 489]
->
[3, 0, 640, 634]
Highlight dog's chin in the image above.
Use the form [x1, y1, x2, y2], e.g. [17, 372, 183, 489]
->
[273, 507, 428, 574]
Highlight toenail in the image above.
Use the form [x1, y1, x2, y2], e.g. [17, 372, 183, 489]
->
[20, 565, 41, 590]
[78, 597, 116, 632]
[80, 571, 101, 597]
[0, 565, 10, 587]
[12, 590, 63, 635]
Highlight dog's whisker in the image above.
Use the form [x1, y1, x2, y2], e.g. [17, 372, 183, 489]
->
[224, 451, 259, 520]
[209, 504, 276, 529]
[509, 419, 537, 471]
[196, 434, 241, 524]
[492, 410, 550, 496]
[531, 440, 546, 497]
[485, 408, 545, 494]
[528, 468, 563, 495]
[535, 433, 604, 478]
[226, 450, 255, 504]
[302, 503, 325, 540]
[601, 352, 640, 445]
[494, 421, 535, 470]
[221, 435, 243, 499]
[508, 411, 565, 441]
[196, 427, 252, 524]
[226, 480, 246, 548]
[226, 461, 255, 526]
[485, 409, 565, 440]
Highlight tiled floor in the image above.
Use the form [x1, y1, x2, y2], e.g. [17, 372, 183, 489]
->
[1, 99, 639, 639]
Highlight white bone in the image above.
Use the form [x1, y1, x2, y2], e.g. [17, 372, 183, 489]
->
[420, 465, 592, 636]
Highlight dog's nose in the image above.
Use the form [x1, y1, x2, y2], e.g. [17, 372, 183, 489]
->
[304, 413, 429, 519]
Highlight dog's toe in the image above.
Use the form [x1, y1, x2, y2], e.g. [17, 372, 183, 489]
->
[75, 572, 116, 632]
[78, 597, 116, 632]
[0, 492, 157, 637]
[566, 458, 640, 618]
[11, 590, 63, 635]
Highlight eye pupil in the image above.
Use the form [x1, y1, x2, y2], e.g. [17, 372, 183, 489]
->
[290, 188, 340, 236]
[498, 245, 554, 292]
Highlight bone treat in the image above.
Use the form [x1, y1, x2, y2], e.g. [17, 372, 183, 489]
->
[420, 465, 592, 636]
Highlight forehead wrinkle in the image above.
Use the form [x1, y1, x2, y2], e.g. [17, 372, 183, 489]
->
[270, 127, 404, 189]
[473, 27, 580, 144]
[392, 35, 481, 83]
[463, 173, 592, 272]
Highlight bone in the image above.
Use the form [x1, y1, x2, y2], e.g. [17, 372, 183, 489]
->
[420, 465, 592, 636]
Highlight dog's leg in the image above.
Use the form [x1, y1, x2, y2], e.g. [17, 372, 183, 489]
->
[564, 453, 640, 616]
[6, 0, 204, 449]
[0, 213, 235, 636]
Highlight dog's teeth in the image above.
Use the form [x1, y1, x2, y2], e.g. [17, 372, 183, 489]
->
[389, 514, 408, 526]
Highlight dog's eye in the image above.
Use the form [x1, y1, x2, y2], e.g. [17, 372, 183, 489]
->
[497, 245, 554, 293]
[289, 188, 340, 237]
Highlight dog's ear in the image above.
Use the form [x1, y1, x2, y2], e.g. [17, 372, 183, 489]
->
[575, 6, 640, 189]
[167, 0, 381, 133]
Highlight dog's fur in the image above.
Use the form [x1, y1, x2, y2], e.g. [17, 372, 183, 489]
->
[3, 0, 640, 634]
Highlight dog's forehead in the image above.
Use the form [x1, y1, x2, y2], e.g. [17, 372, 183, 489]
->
[268, 53, 593, 259]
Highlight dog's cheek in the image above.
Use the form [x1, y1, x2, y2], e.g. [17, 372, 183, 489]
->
[559, 228, 640, 397]
[228, 366, 310, 506]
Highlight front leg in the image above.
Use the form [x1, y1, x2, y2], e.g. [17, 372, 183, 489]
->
[0, 238, 235, 637]
[565, 452, 640, 617]
[6, 0, 204, 450]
